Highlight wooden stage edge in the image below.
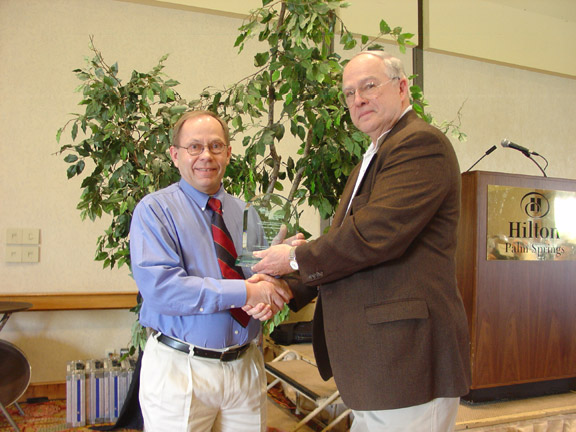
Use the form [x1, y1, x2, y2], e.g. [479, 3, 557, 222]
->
[0, 292, 138, 311]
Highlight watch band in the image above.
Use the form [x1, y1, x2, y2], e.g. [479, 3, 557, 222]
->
[289, 246, 299, 270]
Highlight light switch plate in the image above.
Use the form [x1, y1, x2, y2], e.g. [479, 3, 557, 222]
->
[5, 246, 22, 262]
[21, 246, 40, 263]
[6, 228, 22, 244]
[22, 228, 40, 245]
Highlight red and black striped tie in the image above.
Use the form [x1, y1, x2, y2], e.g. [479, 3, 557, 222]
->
[207, 197, 251, 327]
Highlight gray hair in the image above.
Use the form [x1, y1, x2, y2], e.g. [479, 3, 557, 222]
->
[349, 50, 407, 80]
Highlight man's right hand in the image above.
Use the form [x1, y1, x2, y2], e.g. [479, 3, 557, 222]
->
[244, 273, 293, 315]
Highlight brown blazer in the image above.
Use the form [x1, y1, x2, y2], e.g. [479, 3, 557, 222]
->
[289, 110, 471, 410]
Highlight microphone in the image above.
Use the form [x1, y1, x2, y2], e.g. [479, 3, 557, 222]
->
[501, 138, 548, 177]
[501, 138, 539, 156]
[465, 145, 497, 172]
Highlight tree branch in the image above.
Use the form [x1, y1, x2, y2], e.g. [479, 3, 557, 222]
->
[265, 0, 287, 194]
[287, 125, 313, 201]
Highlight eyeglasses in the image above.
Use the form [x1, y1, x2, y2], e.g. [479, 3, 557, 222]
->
[176, 142, 228, 156]
[341, 77, 399, 107]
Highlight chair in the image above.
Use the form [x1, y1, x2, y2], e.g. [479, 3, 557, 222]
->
[0, 340, 31, 432]
[265, 346, 351, 431]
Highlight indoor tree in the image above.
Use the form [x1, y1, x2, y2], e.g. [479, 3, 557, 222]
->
[196, 0, 421, 219]
[57, 0, 464, 349]
[57, 36, 192, 350]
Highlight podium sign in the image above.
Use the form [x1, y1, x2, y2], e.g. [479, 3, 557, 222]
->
[236, 193, 299, 267]
[457, 171, 576, 402]
[487, 185, 576, 261]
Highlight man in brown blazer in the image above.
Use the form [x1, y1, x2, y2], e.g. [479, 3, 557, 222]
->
[250, 50, 471, 431]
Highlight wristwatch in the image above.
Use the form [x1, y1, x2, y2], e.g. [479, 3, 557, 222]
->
[289, 246, 299, 271]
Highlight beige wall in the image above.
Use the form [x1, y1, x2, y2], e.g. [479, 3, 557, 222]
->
[0, 0, 575, 383]
[426, 0, 576, 77]
[150, 0, 576, 76]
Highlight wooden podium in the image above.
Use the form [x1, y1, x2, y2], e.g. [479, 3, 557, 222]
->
[457, 171, 576, 402]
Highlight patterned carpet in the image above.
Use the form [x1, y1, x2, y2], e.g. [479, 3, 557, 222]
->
[0, 393, 296, 432]
[0, 399, 101, 432]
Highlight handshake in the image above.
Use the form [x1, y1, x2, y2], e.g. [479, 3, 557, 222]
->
[243, 273, 291, 321]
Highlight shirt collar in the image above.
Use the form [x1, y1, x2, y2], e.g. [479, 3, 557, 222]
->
[178, 179, 225, 211]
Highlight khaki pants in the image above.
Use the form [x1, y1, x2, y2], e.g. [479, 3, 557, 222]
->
[351, 397, 460, 432]
[140, 334, 267, 432]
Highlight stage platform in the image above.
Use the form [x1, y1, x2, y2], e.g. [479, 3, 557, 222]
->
[456, 391, 576, 431]
[266, 341, 576, 431]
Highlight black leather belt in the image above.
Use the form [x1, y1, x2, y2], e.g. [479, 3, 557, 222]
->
[157, 334, 250, 362]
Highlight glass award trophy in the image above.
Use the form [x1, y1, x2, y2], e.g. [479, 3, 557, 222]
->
[236, 193, 299, 267]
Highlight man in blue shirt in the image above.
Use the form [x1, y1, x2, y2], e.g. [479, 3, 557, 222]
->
[129, 110, 292, 431]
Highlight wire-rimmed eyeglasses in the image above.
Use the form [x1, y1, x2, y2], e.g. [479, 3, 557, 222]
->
[340, 77, 400, 107]
[176, 142, 228, 157]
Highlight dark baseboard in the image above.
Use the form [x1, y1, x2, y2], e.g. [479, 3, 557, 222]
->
[19, 381, 66, 402]
[463, 378, 576, 404]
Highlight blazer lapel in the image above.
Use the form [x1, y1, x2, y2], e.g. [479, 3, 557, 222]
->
[332, 111, 415, 227]
[332, 166, 360, 227]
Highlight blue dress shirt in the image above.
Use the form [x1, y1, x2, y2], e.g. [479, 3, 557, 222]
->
[130, 179, 260, 349]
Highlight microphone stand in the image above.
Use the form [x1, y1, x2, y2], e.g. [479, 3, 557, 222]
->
[465, 145, 497, 172]
[524, 153, 548, 177]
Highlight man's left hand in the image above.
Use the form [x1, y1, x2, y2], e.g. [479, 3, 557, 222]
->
[271, 224, 306, 246]
[242, 303, 274, 321]
[252, 244, 293, 276]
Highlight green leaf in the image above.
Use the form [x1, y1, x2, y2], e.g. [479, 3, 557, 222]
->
[66, 165, 77, 179]
[103, 76, 115, 87]
[254, 52, 270, 67]
[263, 304, 290, 335]
[379, 20, 391, 34]
[64, 154, 79, 163]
